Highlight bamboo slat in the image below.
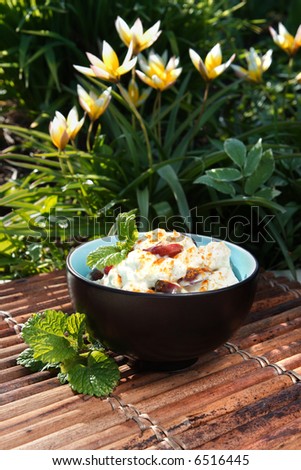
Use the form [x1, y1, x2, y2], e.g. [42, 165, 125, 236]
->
[0, 270, 301, 450]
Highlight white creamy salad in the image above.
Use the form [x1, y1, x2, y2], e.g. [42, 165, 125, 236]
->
[90, 229, 239, 294]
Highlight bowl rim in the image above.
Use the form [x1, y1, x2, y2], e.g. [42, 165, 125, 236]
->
[66, 233, 260, 298]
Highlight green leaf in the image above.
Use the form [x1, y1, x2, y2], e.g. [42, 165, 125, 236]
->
[136, 187, 150, 231]
[65, 313, 87, 350]
[66, 350, 120, 397]
[41, 195, 58, 214]
[194, 174, 236, 196]
[243, 138, 262, 177]
[17, 347, 59, 372]
[205, 168, 242, 182]
[86, 211, 139, 270]
[117, 210, 139, 245]
[153, 201, 173, 218]
[18, 309, 120, 397]
[16, 347, 48, 372]
[266, 218, 296, 277]
[86, 245, 126, 270]
[20, 29, 77, 49]
[244, 149, 275, 196]
[255, 187, 281, 200]
[224, 138, 246, 169]
[44, 47, 61, 91]
[197, 195, 286, 213]
[157, 165, 191, 229]
[21, 311, 84, 364]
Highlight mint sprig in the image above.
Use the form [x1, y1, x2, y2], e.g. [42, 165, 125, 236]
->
[17, 309, 120, 397]
[87, 210, 139, 271]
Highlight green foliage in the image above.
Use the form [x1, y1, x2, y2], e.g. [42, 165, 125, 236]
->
[87, 210, 139, 270]
[194, 138, 280, 202]
[0, 0, 247, 120]
[18, 309, 120, 397]
[0, 0, 301, 278]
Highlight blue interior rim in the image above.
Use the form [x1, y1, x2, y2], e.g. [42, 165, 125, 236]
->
[68, 234, 258, 288]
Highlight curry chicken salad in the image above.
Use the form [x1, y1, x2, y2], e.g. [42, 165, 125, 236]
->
[88, 229, 239, 294]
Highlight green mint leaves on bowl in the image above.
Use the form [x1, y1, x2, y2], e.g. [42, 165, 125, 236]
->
[17, 309, 120, 397]
[87, 210, 139, 271]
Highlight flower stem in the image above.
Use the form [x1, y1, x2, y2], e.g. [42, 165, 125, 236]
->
[192, 82, 210, 141]
[288, 56, 294, 71]
[198, 82, 210, 125]
[117, 83, 153, 169]
[63, 148, 91, 211]
[58, 149, 67, 174]
[153, 90, 162, 147]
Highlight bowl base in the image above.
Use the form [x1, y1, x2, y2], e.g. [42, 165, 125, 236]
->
[128, 357, 198, 372]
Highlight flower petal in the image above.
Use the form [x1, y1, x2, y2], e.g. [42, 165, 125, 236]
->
[166, 56, 179, 71]
[197, 57, 209, 81]
[73, 65, 96, 77]
[189, 48, 202, 71]
[231, 64, 248, 79]
[90, 65, 114, 81]
[115, 16, 132, 47]
[269, 26, 277, 41]
[123, 41, 134, 64]
[102, 41, 119, 71]
[152, 74, 165, 89]
[149, 51, 165, 71]
[132, 18, 143, 39]
[136, 69, 156, 88]
[86, 52, 106, 68]
[210, 53, 235, 79]
[49, 116, 69, 150]
[208, 64, 226, 79]
[67, 106, 78, 127]
[117, 56, 137, 76]
[278, 22, 291, 39]
[67, 106, 84, 140]
[138, 54, 150, 74]
[247, 48, 260, 72]
[77, 84, 90, 102]
[77, 85, 93, 114]
[205, 43, 222, 71]
[262, 49, 273, 72]
[55, 111, 66, 122]
[141, 20, 161, 49]
[143, 20, 161, 40]
[295, 24, 301, 46]
[169, 67, 182, 80]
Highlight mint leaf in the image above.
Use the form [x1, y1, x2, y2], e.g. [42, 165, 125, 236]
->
[86, 211, 139, 271]
[17, 347, 59, 372]
[18, 309, 121, 398]
[66, 350, 120, 397]
[21, 310, 84, 364]
[17, 347, 49, 372]
[65, 312, 87, 350]
[58, 371, 68, 384]
[87, 245, 127, 270]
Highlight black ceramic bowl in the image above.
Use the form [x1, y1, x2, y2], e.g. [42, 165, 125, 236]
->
[66, 234, 259, 370]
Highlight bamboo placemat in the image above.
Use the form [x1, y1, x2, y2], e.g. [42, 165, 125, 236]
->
[1, 270, 301, 450]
